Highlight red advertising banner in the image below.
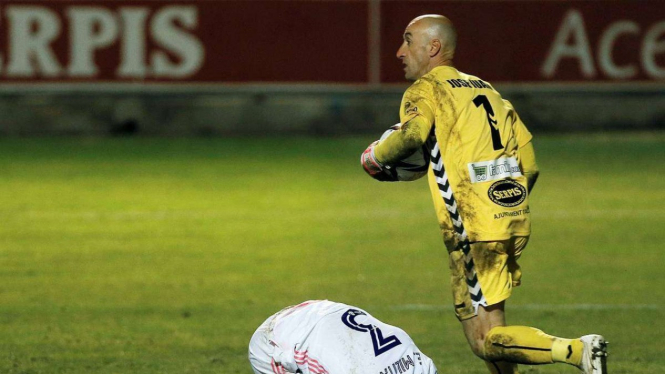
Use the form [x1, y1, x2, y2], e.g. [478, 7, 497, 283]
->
[0, 1, 369, 83]
[0, 0, 662, 84]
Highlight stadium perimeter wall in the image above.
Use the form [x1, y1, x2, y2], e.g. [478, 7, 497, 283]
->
[1, 86, 664, 136]
[0, 0, 663, 135]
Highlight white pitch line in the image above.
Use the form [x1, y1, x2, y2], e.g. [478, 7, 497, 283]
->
[393, 304, 660, 311]
[13, 208, 665, 220]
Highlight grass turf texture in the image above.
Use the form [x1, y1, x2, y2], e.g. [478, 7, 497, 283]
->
[1, 133, 663, 374]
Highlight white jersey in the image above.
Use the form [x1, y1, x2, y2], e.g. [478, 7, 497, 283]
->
[249, 300, 438, 374]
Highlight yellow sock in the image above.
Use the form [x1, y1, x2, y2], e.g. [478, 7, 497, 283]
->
[552, 337, 583, 366]
[485, 326, 582, 367]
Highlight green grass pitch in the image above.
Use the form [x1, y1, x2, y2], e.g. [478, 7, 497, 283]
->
[1, 133, 663, 373]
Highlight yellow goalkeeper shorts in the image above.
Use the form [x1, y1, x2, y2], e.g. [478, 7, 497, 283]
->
[448, 236, 529, 321]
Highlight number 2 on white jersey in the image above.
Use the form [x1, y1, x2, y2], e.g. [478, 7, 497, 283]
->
[341, 309, 402, 356]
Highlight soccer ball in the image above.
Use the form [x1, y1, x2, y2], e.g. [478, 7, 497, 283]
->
[379, 124, 430, 181]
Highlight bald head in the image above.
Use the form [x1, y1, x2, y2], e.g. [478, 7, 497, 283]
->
[397, 14, 457, 80]
[408, 15, 457, 60]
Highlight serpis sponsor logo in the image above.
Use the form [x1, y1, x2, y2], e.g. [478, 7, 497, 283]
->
[488, 179, 527, 207]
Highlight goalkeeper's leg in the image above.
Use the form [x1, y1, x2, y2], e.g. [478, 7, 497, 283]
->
[452, 239, 606, 373]
[461, 302, 599, 373]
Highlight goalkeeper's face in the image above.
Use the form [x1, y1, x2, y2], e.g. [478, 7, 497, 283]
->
[397, 21, 431, 81]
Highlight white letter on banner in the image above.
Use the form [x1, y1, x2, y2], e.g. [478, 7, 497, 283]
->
[67, 7, 119, 77]
[150, 6, 204, 78]
[642, 21, 665, 79]
[598, 21, 639, 79]
[6, 6, 62, 77]
[117, 7, 149, 78]
[541, 9, 595, 78]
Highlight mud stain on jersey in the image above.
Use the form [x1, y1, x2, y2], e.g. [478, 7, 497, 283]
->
[454, 178, 478, 230]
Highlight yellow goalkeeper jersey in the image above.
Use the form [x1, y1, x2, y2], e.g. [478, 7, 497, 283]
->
[376, 66, 533, 243]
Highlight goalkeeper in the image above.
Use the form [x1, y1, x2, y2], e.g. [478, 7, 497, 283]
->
[361, 14, 607, 374]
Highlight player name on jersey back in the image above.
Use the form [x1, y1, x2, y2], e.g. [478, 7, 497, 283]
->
[446, 78, 492, 89]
